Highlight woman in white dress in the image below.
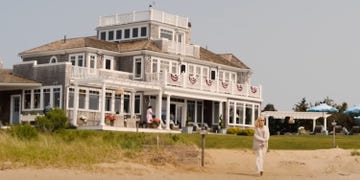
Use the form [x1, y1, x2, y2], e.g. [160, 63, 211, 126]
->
[253, 116, 270, 176]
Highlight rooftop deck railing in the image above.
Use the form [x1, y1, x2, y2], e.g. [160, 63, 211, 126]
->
[98, 9, 189, 28]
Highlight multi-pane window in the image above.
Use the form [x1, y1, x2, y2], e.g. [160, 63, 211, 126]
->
[132, 28, 138, 38]
[33, 89, 41, 109]
[89, 55, 96, 69]
[100, 32, 106, 40]
[108, 31, 114, 40]
[134, 95, 141, 114]
[160, 60, 169, 73]
[104, 56, 113, 70]
[116, 30, 122, 40]
[171, 62, 178, 74]
[43, 88, 51, 107]
[24, 90, 31, 109]
[196, 101, 203, 123]
[160, 29, 173, 40]
[105, 92, 112, 112]
[78, 89, 86, 109]
[152, 59, 158, 73]
[124, 29, 130, 39]
[140, 27, 147, 37]
[89, 90, 99, 110]
[53, 88, 61, 108]
[68, 88, 74, 108]
[115, 94, 122, 114]
[69, 54, 85, 67]
[134, 57, 142, 78]
[123, 94, 130, 113]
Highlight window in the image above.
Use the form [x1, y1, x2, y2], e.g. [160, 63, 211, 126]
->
[187, 101, 195, 123]
[49, 56, 57, 64]
[104, 56, 113, 70]
[105, 92, 112, 112]
[33, 89, 41, 109]
[134, 57, 143, 79]
[211, 70, 216, 80]
[196, 101, 203, 123]
[116, 30, 122, 40]
[115, 94, 122, 114]
[171, 62, 178, 74]
[135, 95, 141, 114]
[180, 64, 186, 73]
[152, 59, 158, 73]
[69, 54, 85, 67]
[89, 54, 96, 69]
[100, 32, 106, 40]
[236, 103, 244, 124]
[245, 104, 253, 125]
[140, 27, 147, 37]
[229, 102, 235, 124]
[124, 29, 130, 39]
[24, 90, 31, 109]
[123, 94, 130, 113]
[78, 89, 86, 109]
[160, 29, 173, 40]
[89, 90, 99, 110]
[108, 31, 114, 40]
[43, 88, 51, 107]
[68, 88, 74, 108]
[160, 60, 169, 73]
[53, 88, 61, 108]
[132, 28, 138, 38]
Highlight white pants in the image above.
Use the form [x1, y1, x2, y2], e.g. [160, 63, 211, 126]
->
[255, 147, 266, 173]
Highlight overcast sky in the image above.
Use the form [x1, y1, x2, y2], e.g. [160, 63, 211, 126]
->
[1, 0, 360, 110]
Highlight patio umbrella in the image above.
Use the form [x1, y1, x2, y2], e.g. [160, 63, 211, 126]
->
[307, 103, 339, 113]
[344, 105, 360, 114]
[354, 116, 360, 121]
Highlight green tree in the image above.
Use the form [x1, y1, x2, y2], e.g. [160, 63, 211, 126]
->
[263, 104, 277, 111]
[293, 97, 309, 112]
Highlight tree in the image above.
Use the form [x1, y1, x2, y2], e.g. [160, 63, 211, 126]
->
[293, 97, 309, 112]
[263, 104, 277, 111]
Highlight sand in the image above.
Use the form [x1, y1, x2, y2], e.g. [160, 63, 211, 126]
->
[1, 148, 360, 180]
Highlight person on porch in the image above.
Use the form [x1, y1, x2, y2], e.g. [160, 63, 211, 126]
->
[146, 106, 153, 127]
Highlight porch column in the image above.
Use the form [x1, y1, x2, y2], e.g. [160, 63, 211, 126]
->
[100, 83, 106, 126]
[130, 90, 135, 118]
[312, 118, 316, 132]
[184, 99, 188, 127]
[324, 116, 328, 134]
[166, 94, 171, 130]
[72, 82, 79, 126]
[157, 90, 163, 129]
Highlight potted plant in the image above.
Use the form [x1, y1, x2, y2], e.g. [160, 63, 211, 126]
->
[105, 114, 116, 126]
[218, 115, 227, 134]
[182, 117, 193, 134]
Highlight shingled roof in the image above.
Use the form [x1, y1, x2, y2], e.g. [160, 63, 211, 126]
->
[20, 37, 249, 69]
[0, 69, 41, 91]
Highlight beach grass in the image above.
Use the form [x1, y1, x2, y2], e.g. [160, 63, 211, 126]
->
[1, 129, 359, 169]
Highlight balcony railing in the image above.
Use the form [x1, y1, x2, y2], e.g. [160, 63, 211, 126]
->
[98, 9, 189, 28]
[70, 67, 261, 99]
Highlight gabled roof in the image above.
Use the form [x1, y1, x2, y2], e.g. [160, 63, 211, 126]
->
[20, 37, 249, 69]
[219, 53, 250, 69]
[0, 69, 41, 91]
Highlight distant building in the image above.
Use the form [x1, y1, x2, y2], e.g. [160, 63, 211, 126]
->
[0, 9, 262, 131]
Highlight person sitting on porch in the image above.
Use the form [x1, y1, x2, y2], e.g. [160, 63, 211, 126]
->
[146, 106, 153, 127]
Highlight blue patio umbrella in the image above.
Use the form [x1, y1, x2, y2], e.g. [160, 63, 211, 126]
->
[307, 103, 339, 113]
[344, 105, 360, 114]
[354, 116, 360, 121]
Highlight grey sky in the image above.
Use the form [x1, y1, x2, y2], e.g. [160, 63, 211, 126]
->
[1, 0, 359, 110]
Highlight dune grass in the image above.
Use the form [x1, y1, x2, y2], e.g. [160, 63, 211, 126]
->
[1, 129, 359, 169]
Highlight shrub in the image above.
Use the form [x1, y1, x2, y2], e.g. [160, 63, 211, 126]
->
[35, 108, 67, 133]
[9, 124, 38, 140]
[237, 128, 255, 136]
[227, 127, 241, 135]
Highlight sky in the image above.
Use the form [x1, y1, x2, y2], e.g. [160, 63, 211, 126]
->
[1, 0, 360, 111]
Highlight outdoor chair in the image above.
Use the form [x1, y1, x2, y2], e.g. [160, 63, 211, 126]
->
[310, 125, 323, 135]
[349, 126, 360, 135]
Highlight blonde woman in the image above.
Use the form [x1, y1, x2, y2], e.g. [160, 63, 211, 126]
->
[253, 116, 270, 176]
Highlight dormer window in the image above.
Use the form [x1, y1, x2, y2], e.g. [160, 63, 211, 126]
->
[160, 29, 173, 40]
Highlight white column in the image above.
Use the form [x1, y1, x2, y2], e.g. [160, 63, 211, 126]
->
[131, 91, 135, 118]
[100, 83, 106, 126]
[157, 91, 163, 129]
[313, 118, 316, 132]
[72, 83, 79, 126]
[184, 99, 188, 127]
[166, 94, 171, 130]
[219, 101, 223, 122]
[324, 115, 328, 134]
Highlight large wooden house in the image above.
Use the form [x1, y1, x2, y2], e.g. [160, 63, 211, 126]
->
[0, 9, 262, 132]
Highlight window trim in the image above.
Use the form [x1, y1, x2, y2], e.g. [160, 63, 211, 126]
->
[49, 56, 58, 64]
[69, 53, 85, 67]
[103, 55, 114, 70]
[22, 85, 62, 111]
[133, 56, 144, 79]
[159, 27, 174, 41]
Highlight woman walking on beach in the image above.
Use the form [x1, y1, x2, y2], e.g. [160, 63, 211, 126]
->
[253, 116, 270, 176]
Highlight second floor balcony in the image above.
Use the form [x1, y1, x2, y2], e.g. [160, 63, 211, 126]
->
[70, 66, 262, 100]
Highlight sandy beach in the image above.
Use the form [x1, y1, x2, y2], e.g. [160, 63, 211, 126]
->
[1, 148, 360, 180]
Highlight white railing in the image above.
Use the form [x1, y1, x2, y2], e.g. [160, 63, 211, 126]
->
[70, 67, 261, 99]
[161, 72, 262, 99]
[98, 9, 189, 28]
[163, 40, 200, 58]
